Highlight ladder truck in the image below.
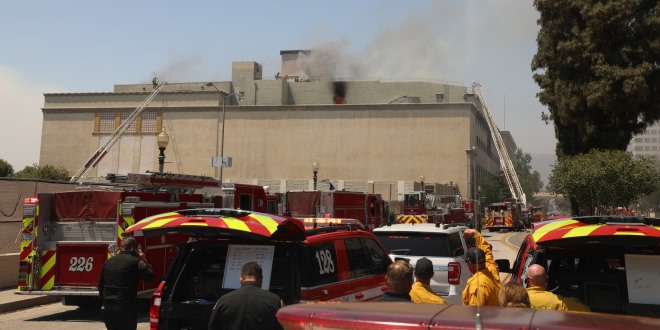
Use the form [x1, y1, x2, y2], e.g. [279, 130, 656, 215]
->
[472, 82, 527, 230]
[69, 78, 166, 183]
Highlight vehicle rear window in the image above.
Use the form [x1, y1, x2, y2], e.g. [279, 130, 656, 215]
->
[374, 231, 452, 257]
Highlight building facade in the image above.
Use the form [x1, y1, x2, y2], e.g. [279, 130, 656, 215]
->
[39, 52, 516, 202]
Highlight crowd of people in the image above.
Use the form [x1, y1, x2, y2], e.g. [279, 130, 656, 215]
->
[371, 228, 590, 313]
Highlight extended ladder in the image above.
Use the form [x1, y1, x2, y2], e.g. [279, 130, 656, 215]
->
[70, 79, 166, 183]
[472, 82, 526, 206]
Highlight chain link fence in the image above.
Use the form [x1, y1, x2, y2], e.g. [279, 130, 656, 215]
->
[0, 178, 78, 254]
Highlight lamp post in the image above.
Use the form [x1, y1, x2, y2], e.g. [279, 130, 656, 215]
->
[476, 185, 482, 230]
[157, 128, 169, 173]
[419, 173, 425, 192]
[312, 161, 320, 190]
[465, 146, 476, 199]
[206, 83, 243, 184]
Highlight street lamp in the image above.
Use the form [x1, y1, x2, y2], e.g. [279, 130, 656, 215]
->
[312, 161, 320, 190]
[419, 173, 425, 192]
[157, 127, 169, 173]
[476, 185, 482, 230]
[465, 146, 476, 199]
[206, 83, 243, 184]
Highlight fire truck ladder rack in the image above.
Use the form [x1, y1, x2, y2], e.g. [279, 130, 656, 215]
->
[472, 82, 526, 206]
[70, 79, 167, 183]
[126, 172, 221, 190]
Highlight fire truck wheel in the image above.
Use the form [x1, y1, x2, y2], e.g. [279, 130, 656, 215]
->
[488, 227, 496, 232]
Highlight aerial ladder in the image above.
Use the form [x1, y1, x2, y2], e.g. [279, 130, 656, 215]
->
[70, 78, 166, 183]
[472, 82, 526, 206]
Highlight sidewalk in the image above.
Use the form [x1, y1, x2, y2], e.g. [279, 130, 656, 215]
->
[0, 288, 61, 314]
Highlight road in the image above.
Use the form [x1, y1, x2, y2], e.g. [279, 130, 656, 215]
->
[0, 230, 527, 329]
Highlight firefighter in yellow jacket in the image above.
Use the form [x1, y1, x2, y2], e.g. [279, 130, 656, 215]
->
[526, 264, 590, 312]
[410, 258, 447, 304]
[461, 229, 501, 306]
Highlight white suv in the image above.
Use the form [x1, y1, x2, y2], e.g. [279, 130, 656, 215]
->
[372, 223, 471, 304]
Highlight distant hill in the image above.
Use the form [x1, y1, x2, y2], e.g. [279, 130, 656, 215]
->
[530, 153, 556, 189]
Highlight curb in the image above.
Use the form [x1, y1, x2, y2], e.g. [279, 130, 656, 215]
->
[0, 294, 61, 314]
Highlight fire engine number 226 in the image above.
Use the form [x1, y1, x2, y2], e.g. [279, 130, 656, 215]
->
[69, 257, 94, 272]
[315, 249, 335, 275]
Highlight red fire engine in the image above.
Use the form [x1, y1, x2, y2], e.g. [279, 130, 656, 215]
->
[530, 205, 546, 223]
[484, 198, 525, 232]
[396, 192, 468, 225]
[284, 190, 388, 230]
[16, 172, 277, 307]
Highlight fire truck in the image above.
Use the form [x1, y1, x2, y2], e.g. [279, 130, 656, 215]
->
[483, 198, 525, 232]
[396, 192, 468, 226]
[16, 172, 277, 307]
[530, 205, 546, 223]
[284, 190, 388, 230]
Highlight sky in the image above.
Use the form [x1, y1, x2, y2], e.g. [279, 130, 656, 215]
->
[0, 1, 556, 183]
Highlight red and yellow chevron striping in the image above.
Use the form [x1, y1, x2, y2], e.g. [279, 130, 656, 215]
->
[533, 218, 660, 243]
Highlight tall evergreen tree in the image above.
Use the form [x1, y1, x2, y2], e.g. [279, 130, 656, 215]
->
[532, 0, 660, 156]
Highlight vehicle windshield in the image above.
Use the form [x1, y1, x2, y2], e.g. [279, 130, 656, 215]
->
[374, 231, 460, 257]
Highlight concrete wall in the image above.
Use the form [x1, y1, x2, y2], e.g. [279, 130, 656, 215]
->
[0, 254, 17, 289]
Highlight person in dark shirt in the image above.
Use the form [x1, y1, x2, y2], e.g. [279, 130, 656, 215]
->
[208, 261, 284, 330]
[98, 236, 154, 330]
[374, 260, 414, 302]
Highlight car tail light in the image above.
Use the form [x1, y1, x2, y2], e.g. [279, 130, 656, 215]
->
[149, 281, 165, 330]
[448, 261, 460, 285]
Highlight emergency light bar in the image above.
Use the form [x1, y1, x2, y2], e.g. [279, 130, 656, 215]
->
[23, 197, 38, 204]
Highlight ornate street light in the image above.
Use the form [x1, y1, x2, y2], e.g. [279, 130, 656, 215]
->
[312, 161, 320, 190]
[157, 128, 170, 173]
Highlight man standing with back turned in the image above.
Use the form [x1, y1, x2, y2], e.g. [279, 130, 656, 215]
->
[410, 258, 447, 304]
[98, 236, 155, 330]
[208, 261, 284, 330]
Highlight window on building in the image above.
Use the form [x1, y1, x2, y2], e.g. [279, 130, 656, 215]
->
[645, 146, 651, 151]
[95, 111, 160, 134]
[141, 111, 157, 133]
[120, 112, 137, 133]
[635, 146, 643, 151]
[436, 93, 445, 103]
[645, 138, 651, 143]
[98, 112, 116, 133]
[635, 138, 642, 143]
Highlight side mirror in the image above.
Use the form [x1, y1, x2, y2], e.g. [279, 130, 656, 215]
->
[495, 259, 511, 273]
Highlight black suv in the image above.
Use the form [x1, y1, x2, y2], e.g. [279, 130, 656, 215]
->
[126, 209, 391, 330]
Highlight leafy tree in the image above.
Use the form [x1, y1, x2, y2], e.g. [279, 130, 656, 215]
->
[512, 149, 544, 203]
[13, 164, 70, 181]
[0, 159, 13, 177]
[547, 149, 659, 215]
[478, 175, 508, 205]
[479, 149, 544, 207]
[532, 0, 660, 156]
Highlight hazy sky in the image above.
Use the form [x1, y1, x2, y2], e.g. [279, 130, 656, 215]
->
[0, 1, 556, 180]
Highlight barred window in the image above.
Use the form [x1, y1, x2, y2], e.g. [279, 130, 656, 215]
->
[120, 112, 137, 133]
[99, 113, 116, 133]
[141, 111, 157, 133]
[95, 111, 161, 134]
